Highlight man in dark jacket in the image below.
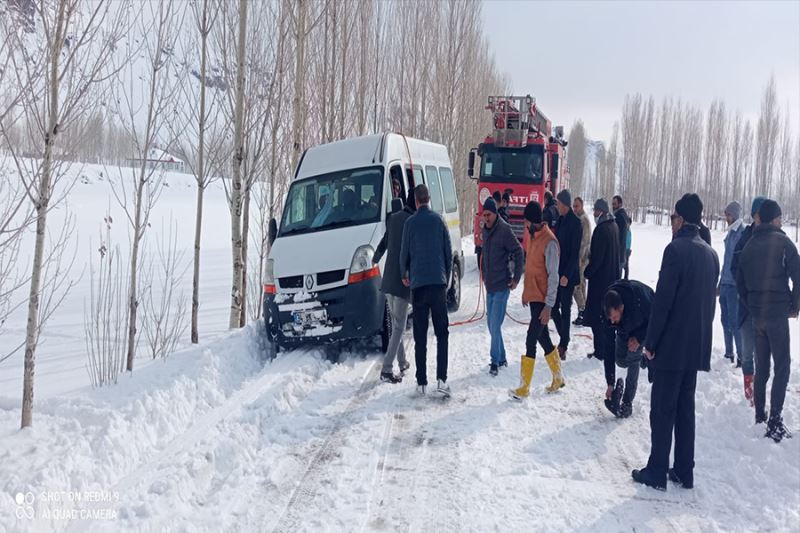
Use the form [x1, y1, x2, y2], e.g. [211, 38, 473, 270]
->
[552, 189, 582, 360]
[737, 199, 800, 442]
[731, 196, 766, 403]
[400, 184, 453, 397]
[544, 190, 559, 229]
[481, 197, 524, 375]
[373, 192, 415, 383]
[584, 198, 621, 401]
[612, 195, 629, 271]
[604, 280, 655, 418]
[632, 193, 719, 491]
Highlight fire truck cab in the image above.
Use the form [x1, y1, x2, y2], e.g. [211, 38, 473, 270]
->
[469, 95, 569, 250]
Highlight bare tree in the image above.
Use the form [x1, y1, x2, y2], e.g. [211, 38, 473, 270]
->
[110, 0, 183, 372]
[84, 215, 127, 387]
[567, 120, 587, 196]
[140, 218, 189, 360]
[2, 0, 126, 428]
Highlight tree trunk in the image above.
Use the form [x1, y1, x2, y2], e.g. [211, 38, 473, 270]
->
[22, 2, 66, 428]
[240, 181, 251, 327]
[290, 0, 306, 173]
[191, 0, 210, 344]
[228, 0, 248, 329]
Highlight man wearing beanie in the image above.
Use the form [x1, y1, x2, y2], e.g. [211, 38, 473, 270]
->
[737, 199, 800, 442]
[731, 195, 766, 403]
[543, 190, 559, 229]
[480, 197, 524, 376]
[584, 198, 621, 403]
[633, 193, 719, 491]
[718, 201, 745, 368]
[552, 189, 582, 360]
[510, 201, 564, 399]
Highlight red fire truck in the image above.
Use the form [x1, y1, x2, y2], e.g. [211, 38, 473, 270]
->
[468, 95, 569, 252]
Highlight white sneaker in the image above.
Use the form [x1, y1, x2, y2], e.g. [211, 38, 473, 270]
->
[436, 379, 451, 398]
[416, 385, 426, 395]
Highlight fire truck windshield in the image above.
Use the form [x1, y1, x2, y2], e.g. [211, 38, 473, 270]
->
[479, 144, 544, 184]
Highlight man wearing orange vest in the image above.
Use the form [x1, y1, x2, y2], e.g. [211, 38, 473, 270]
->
[510, 201, 565, 400]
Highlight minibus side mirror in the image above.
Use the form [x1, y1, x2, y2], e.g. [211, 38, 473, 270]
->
[268, 218, 278, 246]
[391, 198, 403, 214]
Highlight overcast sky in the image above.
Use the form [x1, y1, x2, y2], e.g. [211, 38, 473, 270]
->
[483, 0, 800, 142]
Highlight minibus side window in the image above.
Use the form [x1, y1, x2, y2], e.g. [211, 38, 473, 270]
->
[438, 167, 458, 213]
[425, 165, 444, 214]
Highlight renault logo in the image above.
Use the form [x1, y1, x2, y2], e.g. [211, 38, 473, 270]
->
[305, 275, 314, 290]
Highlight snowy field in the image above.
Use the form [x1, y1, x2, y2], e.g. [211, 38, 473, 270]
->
[1, 162, 799, 532]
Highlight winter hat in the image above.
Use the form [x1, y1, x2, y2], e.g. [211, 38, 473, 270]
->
[724, 201, 742, 221]
[557, 189, 572, 207]
[751, 196, 766, 218]
[524, 201, 543, 224]
[593, 198, 610, 214]
[758, 199, 782, 224]
[675, 193, 703, 224]
[483, 197, 498, 215]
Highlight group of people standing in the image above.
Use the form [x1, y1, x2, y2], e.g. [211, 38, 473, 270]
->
[373, 180, 798, 491]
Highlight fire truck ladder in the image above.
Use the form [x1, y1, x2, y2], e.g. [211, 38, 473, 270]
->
[485, 95, 551, 148]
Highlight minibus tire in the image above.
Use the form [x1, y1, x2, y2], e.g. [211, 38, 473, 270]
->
[447, 263, 461, 312]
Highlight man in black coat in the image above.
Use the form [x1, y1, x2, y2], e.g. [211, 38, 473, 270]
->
[604, 279, 655, 418]
[552, 189, 582, 360]
[584, 198, 621, 401]
[373, 192, 415, 383]
[736, 199, 800, 442]
[731, 196, 766, 402]
[632, 193, 719, 491]
[612, 195, 629, 272]
[544, 190, 559, 229]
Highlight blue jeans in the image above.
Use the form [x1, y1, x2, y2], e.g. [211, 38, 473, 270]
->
[740, 315, 755, 376]
[719, 285, 742, 359]
[486, 290, 510, 365]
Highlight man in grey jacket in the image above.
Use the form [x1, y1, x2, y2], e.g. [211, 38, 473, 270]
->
[373, 191, 416, 384]
[480, 197, 524, 376]
[400, 184, 453, 397]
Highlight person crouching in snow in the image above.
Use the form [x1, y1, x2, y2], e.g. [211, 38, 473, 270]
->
[510, 201, 564, 400]
[603, 280, 655, 418]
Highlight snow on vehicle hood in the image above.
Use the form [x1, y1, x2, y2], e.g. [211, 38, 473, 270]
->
[270, 222, 380, 279]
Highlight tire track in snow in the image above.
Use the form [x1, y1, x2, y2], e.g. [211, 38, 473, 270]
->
[64, 352, 325, 533]
[270, 360, 381, 533]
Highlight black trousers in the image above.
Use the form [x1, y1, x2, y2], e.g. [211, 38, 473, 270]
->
[753, 315, 792, 418]
[646, 367, 697, 482]
[591, 319, 617, 386]
[412, 284, 449, 386]
[550, 285, 574, 349]
[525, 302, 556, 358]
[623, 250, 632, 280]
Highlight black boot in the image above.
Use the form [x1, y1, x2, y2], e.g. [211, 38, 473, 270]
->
[765, 415, 792, 443]
[604, 378, 624, 417]
[572, 311, 584, 326]
[619, 401, 633, 418]
[668, 468, 693, 489]
[632, 468, 667, 491]
[755, 410, 768, 425]
[380, 372, 402, 384]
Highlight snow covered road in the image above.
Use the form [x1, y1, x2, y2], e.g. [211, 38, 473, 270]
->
[1, 205, 799, 531]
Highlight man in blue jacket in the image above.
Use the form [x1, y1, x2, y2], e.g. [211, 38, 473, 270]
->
[400, 184, 453, 397]
[480, 197, 523, 376]
[632, 193, 719, 491]
[718, 201, 745, 368]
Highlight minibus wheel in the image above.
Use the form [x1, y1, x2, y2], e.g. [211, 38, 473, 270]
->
[447, 262, 461, 312]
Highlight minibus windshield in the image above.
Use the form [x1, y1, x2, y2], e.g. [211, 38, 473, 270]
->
[279, 166, 384, 237]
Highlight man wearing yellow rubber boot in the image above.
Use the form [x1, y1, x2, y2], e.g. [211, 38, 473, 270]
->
[510, 201, 565, 400]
